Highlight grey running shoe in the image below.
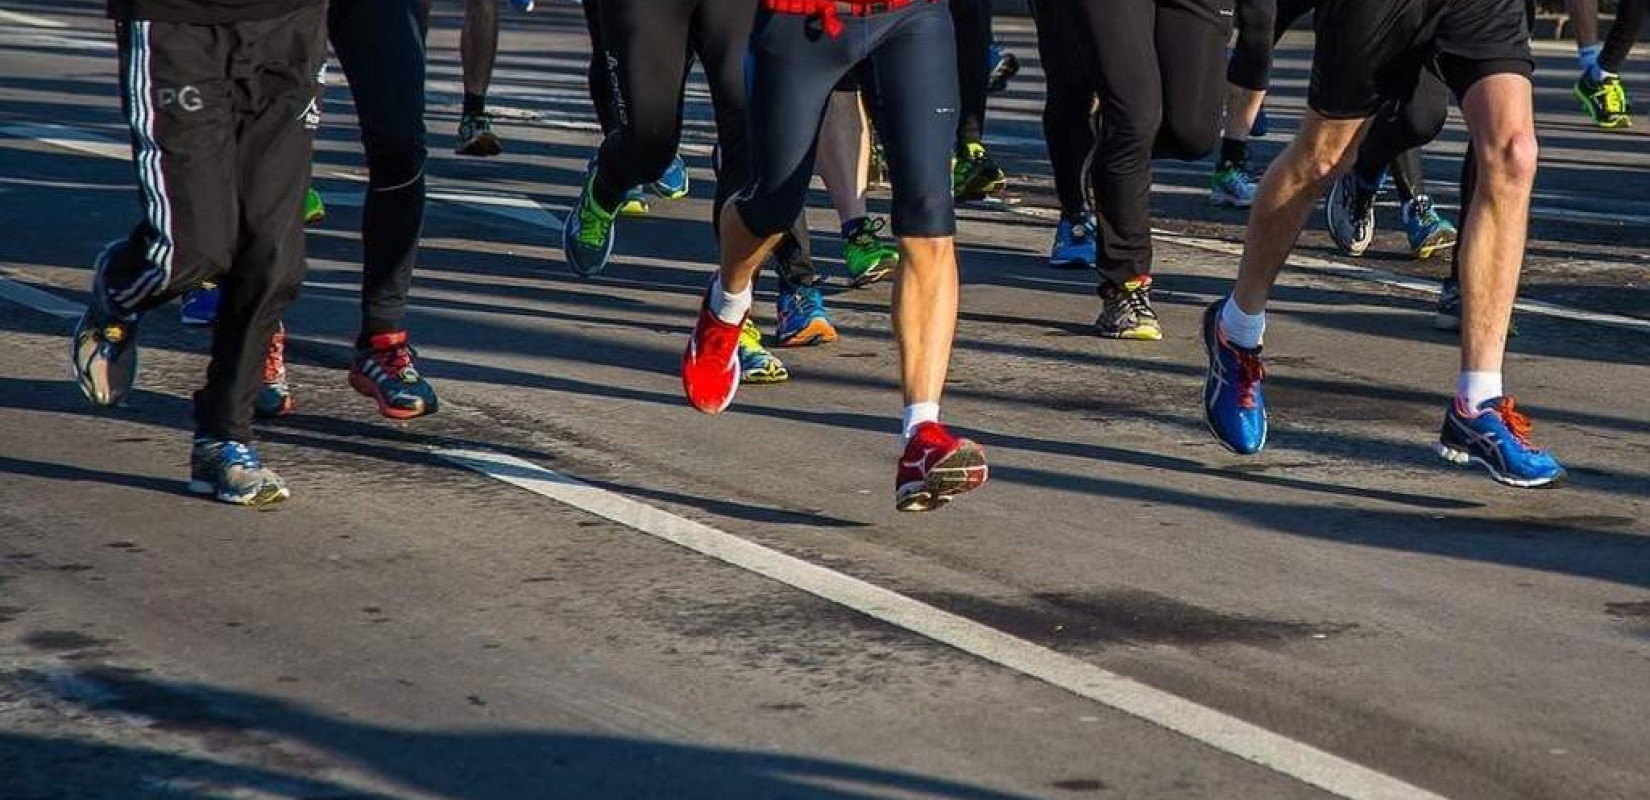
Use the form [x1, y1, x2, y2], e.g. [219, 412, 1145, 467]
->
[189, 437, 290, 507]
[71, 240, 140, 406]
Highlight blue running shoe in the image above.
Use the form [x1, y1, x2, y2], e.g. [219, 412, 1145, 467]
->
[180, 283, 220, 327]
[987, 42, 1020, 93]
[1436, 397, 1566, 488]
[190, 437, 290, 506]
[564, 166, 618, 277]
[651, 154, 690, 200]
[1050, 213, 1097, 269]
[1401, 195, 1458, 261]
[71, 240, 141, 407]
[775, 283, 838, 347]
[1201, 299, 1267, 455]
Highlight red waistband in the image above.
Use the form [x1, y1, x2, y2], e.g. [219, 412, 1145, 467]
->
[763, 0, 928, 38]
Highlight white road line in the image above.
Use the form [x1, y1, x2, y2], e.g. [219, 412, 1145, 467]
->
[0, 274, 81, 319]
[437, 447, 1446, 800]
[0, 122, 130, 160]
[0, 9, 70, 28]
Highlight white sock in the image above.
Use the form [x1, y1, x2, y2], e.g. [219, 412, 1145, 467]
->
[901, 402, 940, 441]
[709, 275, 752, 326]
[1456, 371, 1503, 412]
[1219, 296, 1266, 349]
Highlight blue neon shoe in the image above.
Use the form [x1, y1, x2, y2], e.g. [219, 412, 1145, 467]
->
[71, 240, 141, 407]
[616, 185, 650, 216]
[564, 166, 618, 277]
[738, 320, 789, 384]
[651, 154, 690, 200]
[987, 42, 1020, 93]
[1401, 195, 1458, 261]
[775, 283, 838, 347]
[1050, 213, 1097, 269]
[1436, 397, 1566, 488]
[180, 283, 220, 326]
[1201, 299, 1267, 455]
[189, 437, 290, 506]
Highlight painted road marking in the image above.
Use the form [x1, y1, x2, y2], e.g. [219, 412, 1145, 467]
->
[0, 9, 70, 28]
[0, 274, 81, 319]
[437, 447, 1447, 800]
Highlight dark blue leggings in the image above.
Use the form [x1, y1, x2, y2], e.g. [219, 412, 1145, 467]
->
[737, 2, 959, 238]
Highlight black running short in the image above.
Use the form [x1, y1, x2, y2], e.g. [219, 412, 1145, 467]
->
[1310, 0, 1533, 119]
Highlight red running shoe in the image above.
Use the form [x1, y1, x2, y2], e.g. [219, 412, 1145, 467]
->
[682, 297, 744, 414]
[895, 422, 988, 512]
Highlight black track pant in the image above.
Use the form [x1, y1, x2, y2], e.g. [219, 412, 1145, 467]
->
[951, 0, 991, 149]
[1075, 0, 1227, 280]
[329, 0, 429, 341]
[104, 6, 325, 442]
[1603, 0, 1649, 74]
[590, 0, 754, 218]
[582, 0, 621, 134]
[1030, 0, 1096, 219]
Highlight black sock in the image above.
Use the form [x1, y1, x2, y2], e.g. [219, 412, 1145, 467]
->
[1219, 138, 1248, 169]
[463, 92, 486, 117]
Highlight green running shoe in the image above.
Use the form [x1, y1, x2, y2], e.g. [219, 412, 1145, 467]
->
[952, 141, 1006, 201]
[738, 319, 789, 384]
[564, 166, 618, 277]
[303, 188, 325, 226]
[842, 217, 899, 288]
[1575, 72, 1633, 129]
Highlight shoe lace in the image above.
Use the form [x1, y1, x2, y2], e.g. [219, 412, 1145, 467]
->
[369, 341, 416, 379]
[262, 325, 286, 384]
[1495, 397, 1537, 448]
[739, 319, 764, 351]
[1602, 77, 1629, 115]
[1117, 281, 1157, 321]
[577, 193, 615, 247]
[847, 217, 888, 247]
[1409, 196, 1439, 226]
[1233, 348, 1266, 410]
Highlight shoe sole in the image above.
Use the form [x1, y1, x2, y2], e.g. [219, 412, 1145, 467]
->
[304, 211, 325, 227]
[896, 442, 989, 512]
[1432, 314, 1461, 332]
[253, 396, 296, 419]
[349, 372, 435, 421]
[650, 184, 690, 201]
[1095, 327, 1164, 342]
[71, 324, 136, 408]
[1049, 259, 1094, 270]
[848, 264, 894, 288]
[741, 370, 789, 385]
[1208, 194, 1253, 210]
[455, 134, 503, 157]
[1434, 442, 1565, 489]
[776, 319, 839, 348]
[189, 478, 291, 507]
[179, 315, 215, 327]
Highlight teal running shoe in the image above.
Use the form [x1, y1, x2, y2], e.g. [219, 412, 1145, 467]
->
[564, 167, 618, 276]
[651, 154, 690, 200]
[1401, 195, 1457, 260]
[739, 320, 789, 384]
[775, 283, 838, 347]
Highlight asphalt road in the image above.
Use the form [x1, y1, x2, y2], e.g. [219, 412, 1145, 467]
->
[1, 3, 1647, 799]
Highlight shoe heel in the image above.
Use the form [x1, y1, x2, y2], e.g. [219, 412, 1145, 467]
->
[187, 479, 215, 495]
[1434, 442, 1471, 465]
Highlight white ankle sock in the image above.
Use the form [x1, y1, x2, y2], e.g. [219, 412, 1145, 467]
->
[710, 275, 752, 325]
[1219, 296, 1266, 349]
[1456, 371, 1503, 412]
[901, 403, 940, 440]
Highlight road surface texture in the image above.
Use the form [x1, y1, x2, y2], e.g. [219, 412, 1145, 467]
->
[1, 3, 1646, 799]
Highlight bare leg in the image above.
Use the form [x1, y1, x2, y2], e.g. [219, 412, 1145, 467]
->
[1231, 112, 1368, 313]
[1455, 74, 1537, 374]
[817, 91, 871, 226]
[892, 237, 958, 405]
[1567, 0, 1600, 47]
[461, 0, 499, 99]
[1222, 85, 1267, 143]
[718, 207, 785, 295]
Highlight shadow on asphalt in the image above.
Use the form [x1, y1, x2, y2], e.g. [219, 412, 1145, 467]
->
[3, 667, 1039, 800]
